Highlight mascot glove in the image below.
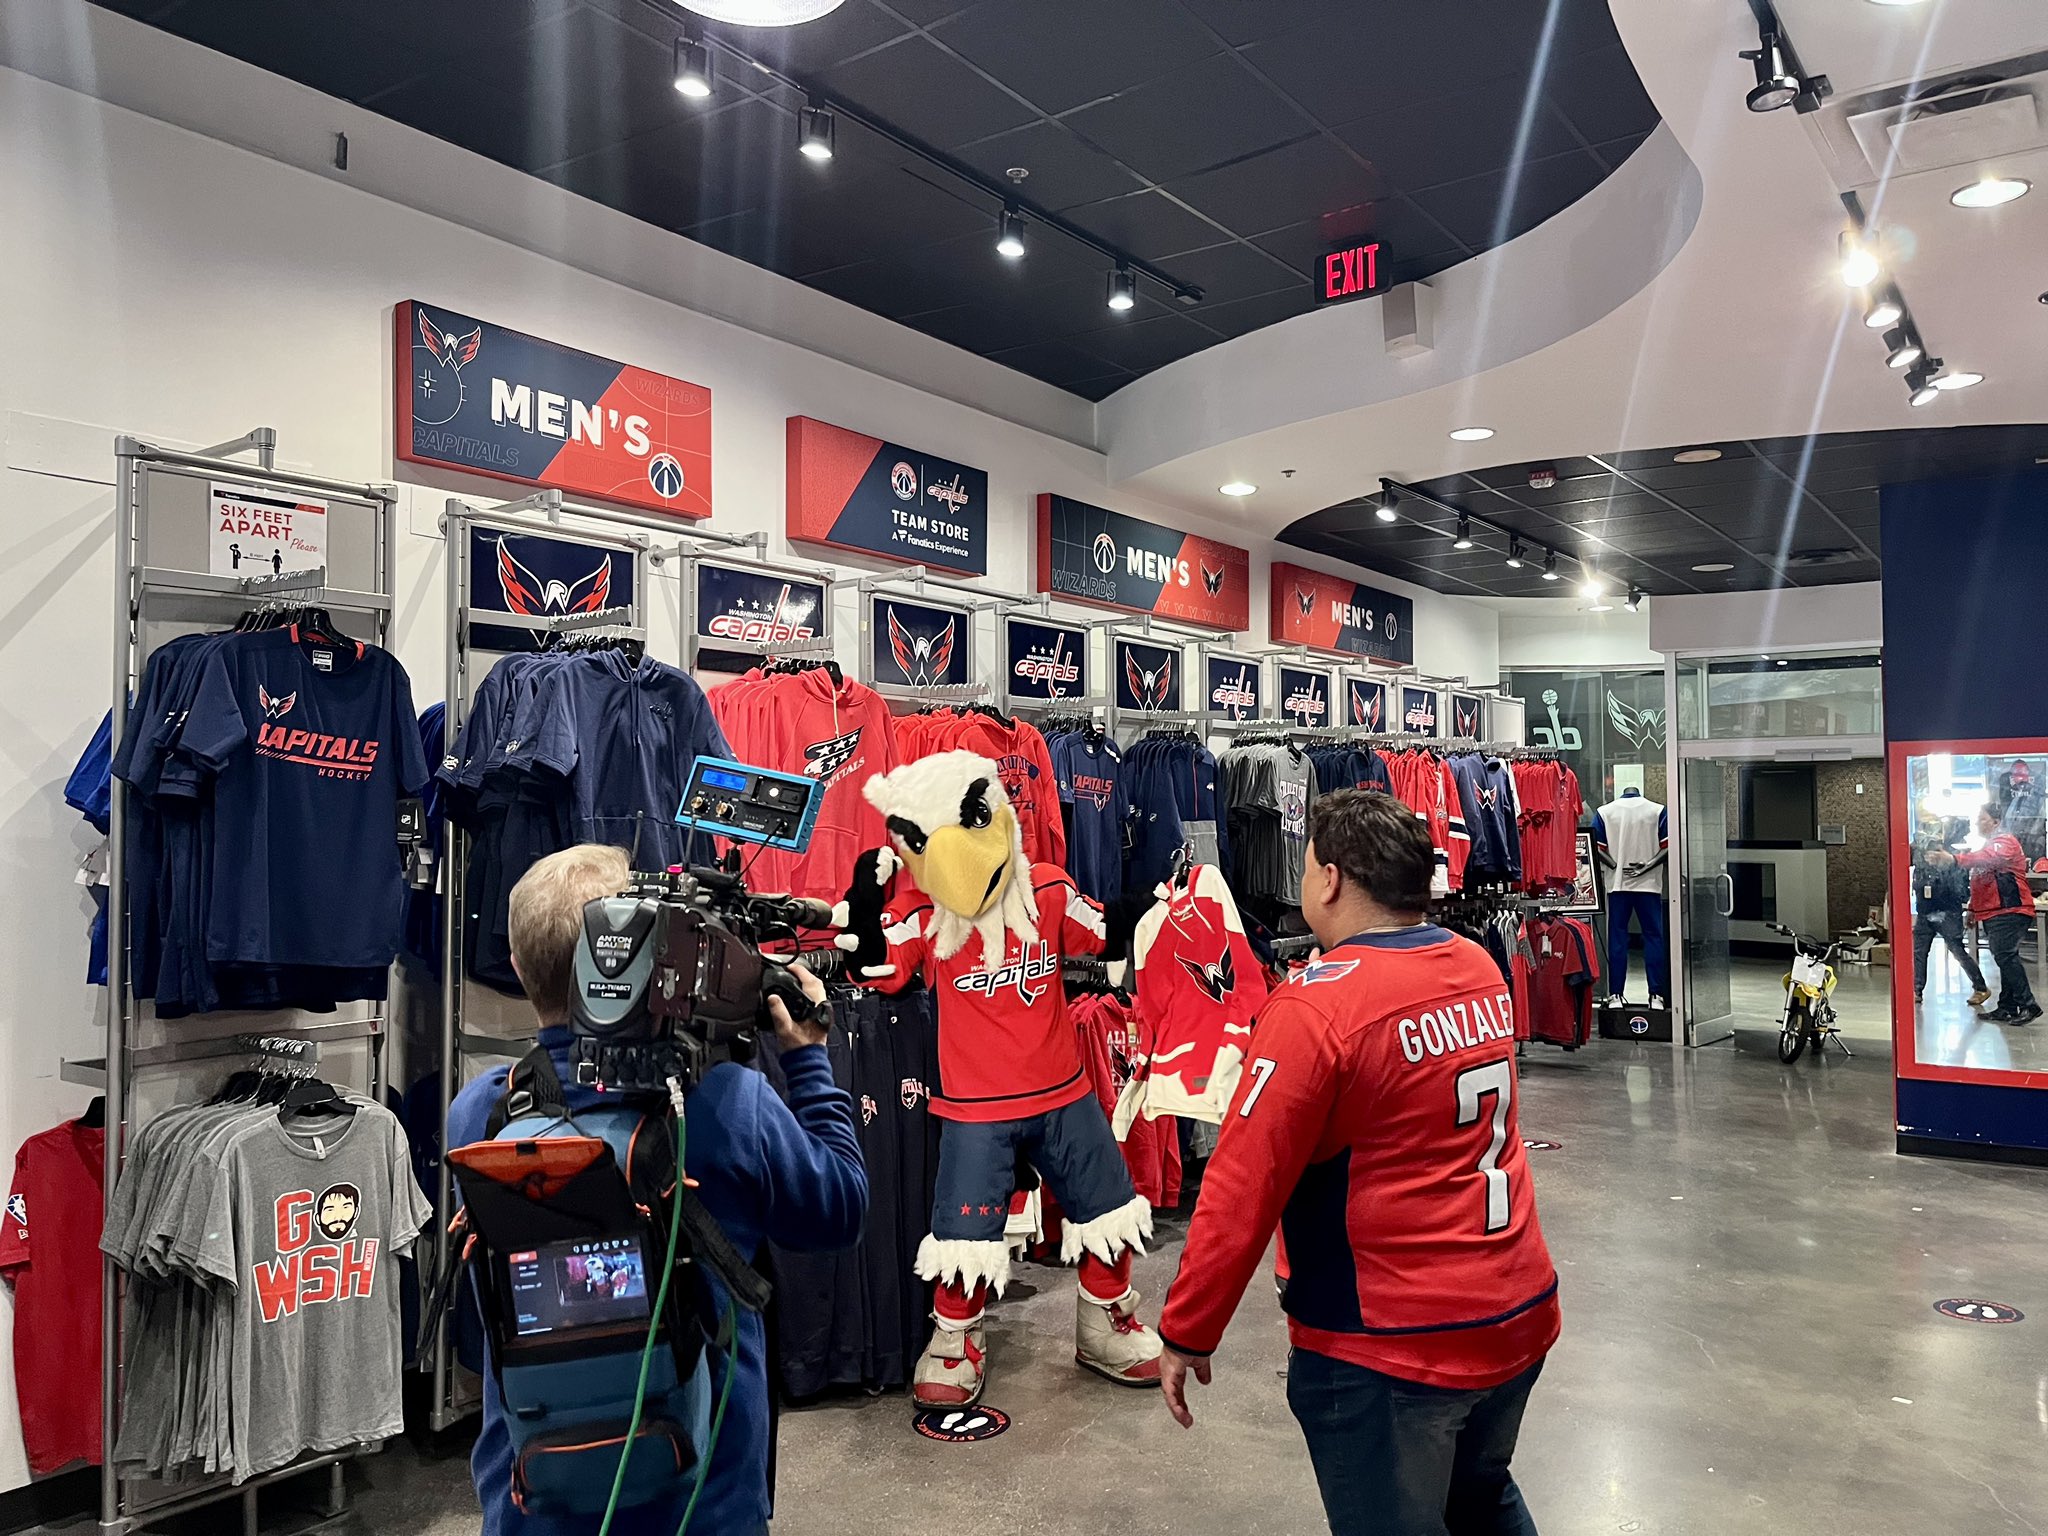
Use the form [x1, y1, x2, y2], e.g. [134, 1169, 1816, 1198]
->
[832, 846, 899, 979]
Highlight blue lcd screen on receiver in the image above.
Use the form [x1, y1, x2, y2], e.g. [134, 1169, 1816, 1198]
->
[700, 767, 749, 792]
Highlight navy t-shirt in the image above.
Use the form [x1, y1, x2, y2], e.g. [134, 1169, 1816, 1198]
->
[171, 627, 428, 968]
[1052, 733, 1131, 902]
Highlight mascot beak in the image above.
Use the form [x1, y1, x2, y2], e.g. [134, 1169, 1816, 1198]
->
[909, 803, 1017, 919]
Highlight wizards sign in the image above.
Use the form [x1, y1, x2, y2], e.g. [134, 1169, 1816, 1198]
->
[467, 528, 635, 653]
[1269, 561, 1414, 665]
[396, 301, 712, 519]
[871, 597, 970, 690]
[1038, 495, 1248, 631]
[1005, 617, 1088, 704]
[787, 417, 988, 576]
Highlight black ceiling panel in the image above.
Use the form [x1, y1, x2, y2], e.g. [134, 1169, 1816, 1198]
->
[1283, 427, 2048, 598]
[106, 0, 1661, 397]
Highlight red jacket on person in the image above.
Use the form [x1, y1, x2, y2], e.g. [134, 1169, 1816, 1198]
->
[1956, 832, 2034, 921]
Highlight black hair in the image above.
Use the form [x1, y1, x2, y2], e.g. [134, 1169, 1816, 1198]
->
[1307, 790, 1434, 915]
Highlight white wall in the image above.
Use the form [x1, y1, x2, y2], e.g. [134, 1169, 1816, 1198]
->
[0, 56, 1502, 1491]
[1495, 599, 1659, 669]
[1648, 582, 1881, 655]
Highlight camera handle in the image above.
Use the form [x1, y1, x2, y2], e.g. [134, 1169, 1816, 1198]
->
[758, 959, 822, 1028]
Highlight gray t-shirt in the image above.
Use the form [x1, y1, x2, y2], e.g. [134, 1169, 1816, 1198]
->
[1273, 750, 1317, 899]
[190, 1105, 431, 1481]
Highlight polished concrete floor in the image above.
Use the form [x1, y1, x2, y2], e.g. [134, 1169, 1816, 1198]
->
[53, 1037, 2047, 1536]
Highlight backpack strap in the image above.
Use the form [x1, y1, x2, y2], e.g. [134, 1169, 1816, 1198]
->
[486, 1046, 570, 1139]
[676, 1186, 773, 1315]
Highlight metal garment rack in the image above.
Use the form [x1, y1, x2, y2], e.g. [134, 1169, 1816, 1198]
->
[97, 430, 398, 1536]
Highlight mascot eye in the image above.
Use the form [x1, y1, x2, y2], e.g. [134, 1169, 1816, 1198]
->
[959, 779, 993, 830]
[885, 815, 928, 854]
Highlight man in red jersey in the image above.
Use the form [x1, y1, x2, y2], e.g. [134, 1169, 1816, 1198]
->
[1158, 790, 1558, 1536]
[1929, 806, 2041, 1022]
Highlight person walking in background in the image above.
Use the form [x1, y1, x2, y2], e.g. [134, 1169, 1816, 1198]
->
[1912, 839, 1989, 1007]
[1933, 807, 2041, 1024]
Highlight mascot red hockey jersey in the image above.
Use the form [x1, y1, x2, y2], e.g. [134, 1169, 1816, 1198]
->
[835, 750, 1162, 1408]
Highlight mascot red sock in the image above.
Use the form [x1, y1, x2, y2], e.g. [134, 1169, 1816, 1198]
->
[836, 751, 1163, 1408]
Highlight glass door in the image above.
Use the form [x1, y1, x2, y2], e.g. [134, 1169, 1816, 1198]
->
[1682, 756, 1734, 1046]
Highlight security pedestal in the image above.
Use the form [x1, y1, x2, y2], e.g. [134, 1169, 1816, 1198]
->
[1597, 1003, 1672, 1042]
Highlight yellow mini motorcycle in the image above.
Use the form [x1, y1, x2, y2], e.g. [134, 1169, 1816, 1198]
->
[1769, 922, 1851, 1063]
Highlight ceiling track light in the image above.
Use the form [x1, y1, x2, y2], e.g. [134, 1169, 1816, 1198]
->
[1905, 362, 1941, 407]
[1838, 229, 1880, 288]
[672, 35, 713, 98]
[995, 206, 1026, 260]
[1452, 517, 1474, 550]
[1107, 266, 1137, 312]
[1580, 572, 1605, 600]
[1374, 496, 1398, 523]
[1505, 539, 1526, 569]
[797, 104, 836, 161]
[1862, 288, 1903, 329]
[1623, 588, 1644, 613]
[1932, 369, 1983, 391]
[1739, 30, 1804, 112]
[1541, 551, 1560, 581]
[1882, 327, 1922, 370]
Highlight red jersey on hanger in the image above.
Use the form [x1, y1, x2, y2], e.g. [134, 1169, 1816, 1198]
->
[0, 1119, 105, 1474]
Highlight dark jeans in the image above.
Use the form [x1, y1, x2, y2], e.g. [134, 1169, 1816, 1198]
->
[1286, 1349, 1543, 1536]
[1983, 913, 2037, 1012]
[1912, 910, 1985, 994]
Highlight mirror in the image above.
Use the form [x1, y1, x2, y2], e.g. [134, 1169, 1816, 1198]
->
[1901, 749, 2048, 1073]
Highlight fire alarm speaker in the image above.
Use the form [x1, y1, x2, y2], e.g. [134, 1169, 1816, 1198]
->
[1528, 465, 1558, 490]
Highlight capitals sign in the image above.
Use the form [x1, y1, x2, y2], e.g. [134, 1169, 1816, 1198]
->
[695, 561, 827, 652]
[1278, 665, 1332, 727]
[1038, 495, 1249, 631]
[396, 301, 711, 518]
[1269, 561, 1414, 665]
[787, 416, 988, 576]
[1005, 617, 1088, 704]
[1205, 654, 1262, 721]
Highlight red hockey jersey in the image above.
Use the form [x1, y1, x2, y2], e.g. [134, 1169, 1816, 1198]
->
[865, 863, 1106, 1122]
[1117, 864, 1270, 1126]
[1160, 925, 1559, 1389]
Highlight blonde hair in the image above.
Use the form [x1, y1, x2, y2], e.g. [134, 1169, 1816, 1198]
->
[508, 844, 631, 1022]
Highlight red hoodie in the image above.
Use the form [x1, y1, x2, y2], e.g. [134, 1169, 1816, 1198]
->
[1956, 832, 2034, 921]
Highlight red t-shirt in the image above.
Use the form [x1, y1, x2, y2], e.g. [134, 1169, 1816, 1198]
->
[1162, 926, 1560, 1389]
[867, 864, 1107, 1122]
[0, 1120, 105, 1474]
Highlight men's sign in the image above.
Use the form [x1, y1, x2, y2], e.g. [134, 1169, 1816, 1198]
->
[397, 301, 711, 518]
[1451, 693, 1486, 740]
[1270, 561, 1414, 665]
[695, 561, 827, 652]
[1401, 686, 1439, 738]
[1278, 665, 1332, 728]
[1115, 638, 1183, 714]
[787, 416, 988, 576]
[1344, 675, 1388, 731]
[467, 528, 635, 654]
[1038, 495, 1248, 631]
[1205, 654, 1262, 721]
[1005, 617, 1088, 704]
[870, 596, 970, 690]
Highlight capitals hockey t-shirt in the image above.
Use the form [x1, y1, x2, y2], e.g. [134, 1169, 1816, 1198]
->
[171, 627, 428, 968]
[1052, 733, 1131, 902]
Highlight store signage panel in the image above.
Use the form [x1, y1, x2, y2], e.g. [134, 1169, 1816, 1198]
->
[787, 416, 988, 577]
[1344, 675, 1387, 731]
[1005, 617, 1088, 704]
[467, 527, 636, 653]
[1401, 686, 1440, 738]
[1115, 638, 1183, 714]
[1450, 692, 1486, 739]
[1270, 561, 1414, 665]
[1205, 654, 1262, 721]
[695, 561, 827, 650]
[396, 300, 711, 518]
[1037, 495, 1249, 631]
[1278, 665, 1332, 727]
[870, 596, 971, 689]
[1315, 241, 1389, 304]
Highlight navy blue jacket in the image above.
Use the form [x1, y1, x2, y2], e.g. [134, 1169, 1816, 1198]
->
[448, 1027, 867, 1536]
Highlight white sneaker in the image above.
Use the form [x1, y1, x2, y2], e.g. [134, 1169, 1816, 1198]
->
[1605, 994, 1627, 1009]
[1649, 995, 1666, 1010]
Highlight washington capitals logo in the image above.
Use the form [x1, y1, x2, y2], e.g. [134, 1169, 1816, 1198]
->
[705, 583, 816, 647]
[496, 538, 612, 617]
[1297, 958, 1359, 985]
[1454, 698, 1483, 737]
[1285, 685, 1327, 722]
[1125, 650, 1174, 712]
[417, 308, 482, 371]
[1351, 684, 1382, 730]
[1201, 561, 1226, 597]
[1295, 587, 1315, 619]
[1178, 947, 1237, 1005]
[1211, 666, 1257, 718]
[804, 729, 863, 783]
[887, 608, 957, 687]
[954, 941, 1058, 1006]
[1013, 634, 1080, 696]
[259, 684, 298, 720]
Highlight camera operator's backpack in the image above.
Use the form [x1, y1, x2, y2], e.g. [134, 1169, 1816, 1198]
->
[427, 1049, 768, 1520]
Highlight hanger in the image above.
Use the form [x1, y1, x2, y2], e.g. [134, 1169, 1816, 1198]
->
[279, 1075, 357, 1122]
[79, 1095, 106, 1129]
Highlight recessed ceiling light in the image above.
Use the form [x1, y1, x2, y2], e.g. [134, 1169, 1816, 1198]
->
[1865, 0, 1928, 6]
[1219, 481, 1256, 497]
[1587, 599, 1614, 613]
[1931, 370, 1983, 391]
[1693, 562, 1735, 573]
[1673, 448, 1722, 464]
[1449, 427, 1495, 442]
[1776, 658, 1789, 665]
[1950, 177, 2030, 209]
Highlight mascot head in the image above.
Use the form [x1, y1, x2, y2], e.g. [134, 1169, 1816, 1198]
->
[863, 750, 1036, 963]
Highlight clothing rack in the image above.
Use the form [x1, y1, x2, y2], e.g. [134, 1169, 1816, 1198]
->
[428, 494, 658, 1432]
[96, 429, 398, 1536]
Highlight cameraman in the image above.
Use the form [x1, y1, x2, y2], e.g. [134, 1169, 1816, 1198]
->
[448, 845, 868, 1536]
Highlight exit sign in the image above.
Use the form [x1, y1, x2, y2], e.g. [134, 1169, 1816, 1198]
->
[1316, 242, 1387, 304]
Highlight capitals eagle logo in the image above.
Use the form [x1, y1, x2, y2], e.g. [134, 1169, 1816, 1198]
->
[1201, 561, 1226, 596]
[1125, 650, 1174, 712]
[496, 539, 613, 618]
[1177, 947, 1237, 1006]
[418, 309, 482, 371]
[259, 684, 297, 720]
[886, 608, 957, 688]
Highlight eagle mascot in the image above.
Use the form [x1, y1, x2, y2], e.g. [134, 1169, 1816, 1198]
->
[835, 750, 1162, 1407]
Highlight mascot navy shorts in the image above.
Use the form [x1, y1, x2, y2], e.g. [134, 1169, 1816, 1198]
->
[931, 1096, 1136, 1242]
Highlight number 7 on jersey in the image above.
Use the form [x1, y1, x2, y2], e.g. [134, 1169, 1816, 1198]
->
[1455, 1061, 1513, 1234]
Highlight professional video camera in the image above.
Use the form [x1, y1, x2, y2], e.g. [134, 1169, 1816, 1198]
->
[568, 756, 834, 1093]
